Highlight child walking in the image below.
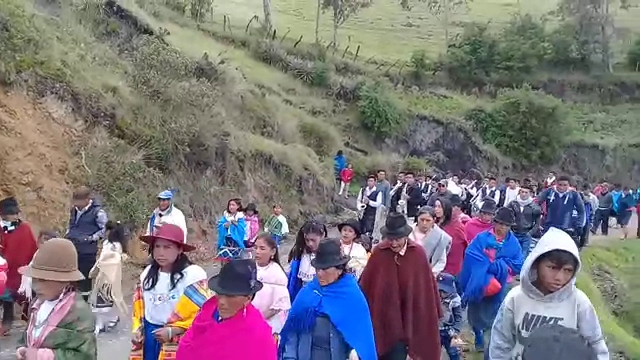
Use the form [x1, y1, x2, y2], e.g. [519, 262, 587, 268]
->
[488, 228, 609, 360]
[244, 203, 261, 248]
[264, 204, 289, 246]
[16, 238, 97, 359]
[90, 221, 129, 335]
[437, 273, 463, 360]
[338, 163, 355, 198]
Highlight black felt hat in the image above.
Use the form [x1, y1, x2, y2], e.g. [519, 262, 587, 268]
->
[0, 197, 20, 216]
[208, 259, 263, 296]
[521, 324, 597, 360]
[311, 238, 349, 270]
[493, 207, 515, 226]
[479, 198, 497, 214]
[380, 212, 412, 239]
[337, 219, 362, 238]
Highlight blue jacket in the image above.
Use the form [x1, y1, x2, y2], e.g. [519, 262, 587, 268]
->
[281, 316, 351, 359]
[333, 154, 346, 177]
[537, 189, 585, 231]
[618, 193, 637, 212]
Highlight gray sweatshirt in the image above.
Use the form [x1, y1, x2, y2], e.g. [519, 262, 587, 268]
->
[488, 228, 609, 360]
[409, 224, 451, 275]
[597, 192, 613, 209]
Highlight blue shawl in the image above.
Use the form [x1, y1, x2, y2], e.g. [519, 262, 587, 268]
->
[149, 204, 173, 233]
[216, 215, 247, 248]
[279, 274, 377, 360]
[287, 259, 302, 301]
[459, 230, 523, 311]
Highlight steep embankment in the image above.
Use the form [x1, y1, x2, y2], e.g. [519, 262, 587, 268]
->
[0, 0, 350, 233]
[578, 237, 640, 359]
[0, 88, 76, 231]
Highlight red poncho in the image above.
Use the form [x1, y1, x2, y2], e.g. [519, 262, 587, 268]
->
[359, 240, 442, 360]
[442, 218, 468, 276]
[0, 223, 38, 293]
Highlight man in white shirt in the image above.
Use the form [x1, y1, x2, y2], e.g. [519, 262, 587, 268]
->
[146, 189, 188, 241]
[357, 175, 383, 237]
[503, 177, 520, 207]
[474, 176, 501, 211]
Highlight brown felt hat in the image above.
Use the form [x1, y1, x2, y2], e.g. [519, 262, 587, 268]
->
[19, 238, 85, 282]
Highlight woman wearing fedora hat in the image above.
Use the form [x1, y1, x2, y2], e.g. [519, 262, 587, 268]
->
[130, 224, 211, 360]
[359, 213, 442, 360]
[280, 238, 377, 360]
[176, 259, 277, 360]
[337, 219, 369, 279]
[458, 207, 523, 353]
[15, 238, 97, 360]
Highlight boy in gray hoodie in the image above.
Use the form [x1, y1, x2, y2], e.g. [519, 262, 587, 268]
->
[488, 227, 609, 360]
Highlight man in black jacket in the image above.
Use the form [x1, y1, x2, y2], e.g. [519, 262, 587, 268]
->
[506, 185, 541, 259]
[391, 172, 424, 224]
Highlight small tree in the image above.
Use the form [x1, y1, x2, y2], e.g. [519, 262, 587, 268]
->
[626, 37, 640, 71]
[263, 0, 274, 33]
[322, 0, 371, 49]
[190, 0, 214, 23]
[401, 0, 472, 49]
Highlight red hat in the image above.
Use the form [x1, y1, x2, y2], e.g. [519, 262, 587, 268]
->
[140, 224, 195, 252]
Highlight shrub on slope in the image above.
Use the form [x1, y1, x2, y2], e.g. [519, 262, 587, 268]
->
[0, 0, 335, 230]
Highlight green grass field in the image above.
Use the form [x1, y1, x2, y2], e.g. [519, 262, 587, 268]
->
[207, 0, 640, 61]
[577, 240, 640, 358]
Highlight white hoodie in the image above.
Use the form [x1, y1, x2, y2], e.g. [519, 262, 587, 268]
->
[488, 227, 609, 360]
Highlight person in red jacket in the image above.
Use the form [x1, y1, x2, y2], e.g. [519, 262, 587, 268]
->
[435, 198, 468, 277]
[0, 197, 38, 335]
[338, 163, 355, 198]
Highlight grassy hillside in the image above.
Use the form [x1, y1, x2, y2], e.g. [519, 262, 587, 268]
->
[0, 0, 346, 231]
[577, 241, 640, 358]
[208, 0, 640, 61]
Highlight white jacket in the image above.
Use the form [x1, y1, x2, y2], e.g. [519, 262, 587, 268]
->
[145, 206, 188, 241]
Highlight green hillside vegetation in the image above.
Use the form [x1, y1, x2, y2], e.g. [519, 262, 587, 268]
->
[3, 0, 640, 356]
[577, 241, 640, 358]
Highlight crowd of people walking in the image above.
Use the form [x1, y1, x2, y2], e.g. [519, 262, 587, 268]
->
[0, 155, 638, 359]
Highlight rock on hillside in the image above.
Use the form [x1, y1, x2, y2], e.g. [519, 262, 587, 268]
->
[393, 112, 640, 183]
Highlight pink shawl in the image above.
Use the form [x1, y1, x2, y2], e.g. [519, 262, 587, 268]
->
[246, 214, 260, 242]
[176, 297, 276, 360]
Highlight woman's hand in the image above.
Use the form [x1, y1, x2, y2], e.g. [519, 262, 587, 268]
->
[223, 221, 231, 228]
[131, 329, 143, 346]
[152, 327, 174, 343]
[16, 347, 26, 360]
[23, 349, 39, 360]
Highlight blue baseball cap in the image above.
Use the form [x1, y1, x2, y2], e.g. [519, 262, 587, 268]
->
[437, 272, 457, 294]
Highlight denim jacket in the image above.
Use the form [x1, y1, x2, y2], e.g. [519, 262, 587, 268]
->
[281, 316, 350, 360]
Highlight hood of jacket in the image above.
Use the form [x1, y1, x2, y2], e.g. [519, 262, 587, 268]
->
[520, 227, 581, 302]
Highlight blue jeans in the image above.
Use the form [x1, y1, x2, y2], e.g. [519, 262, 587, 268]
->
[271, 234, 283, 246]
[514, 233, 532, 259]
[440, 330, 460, 360]
[473, 326, 485, 350]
